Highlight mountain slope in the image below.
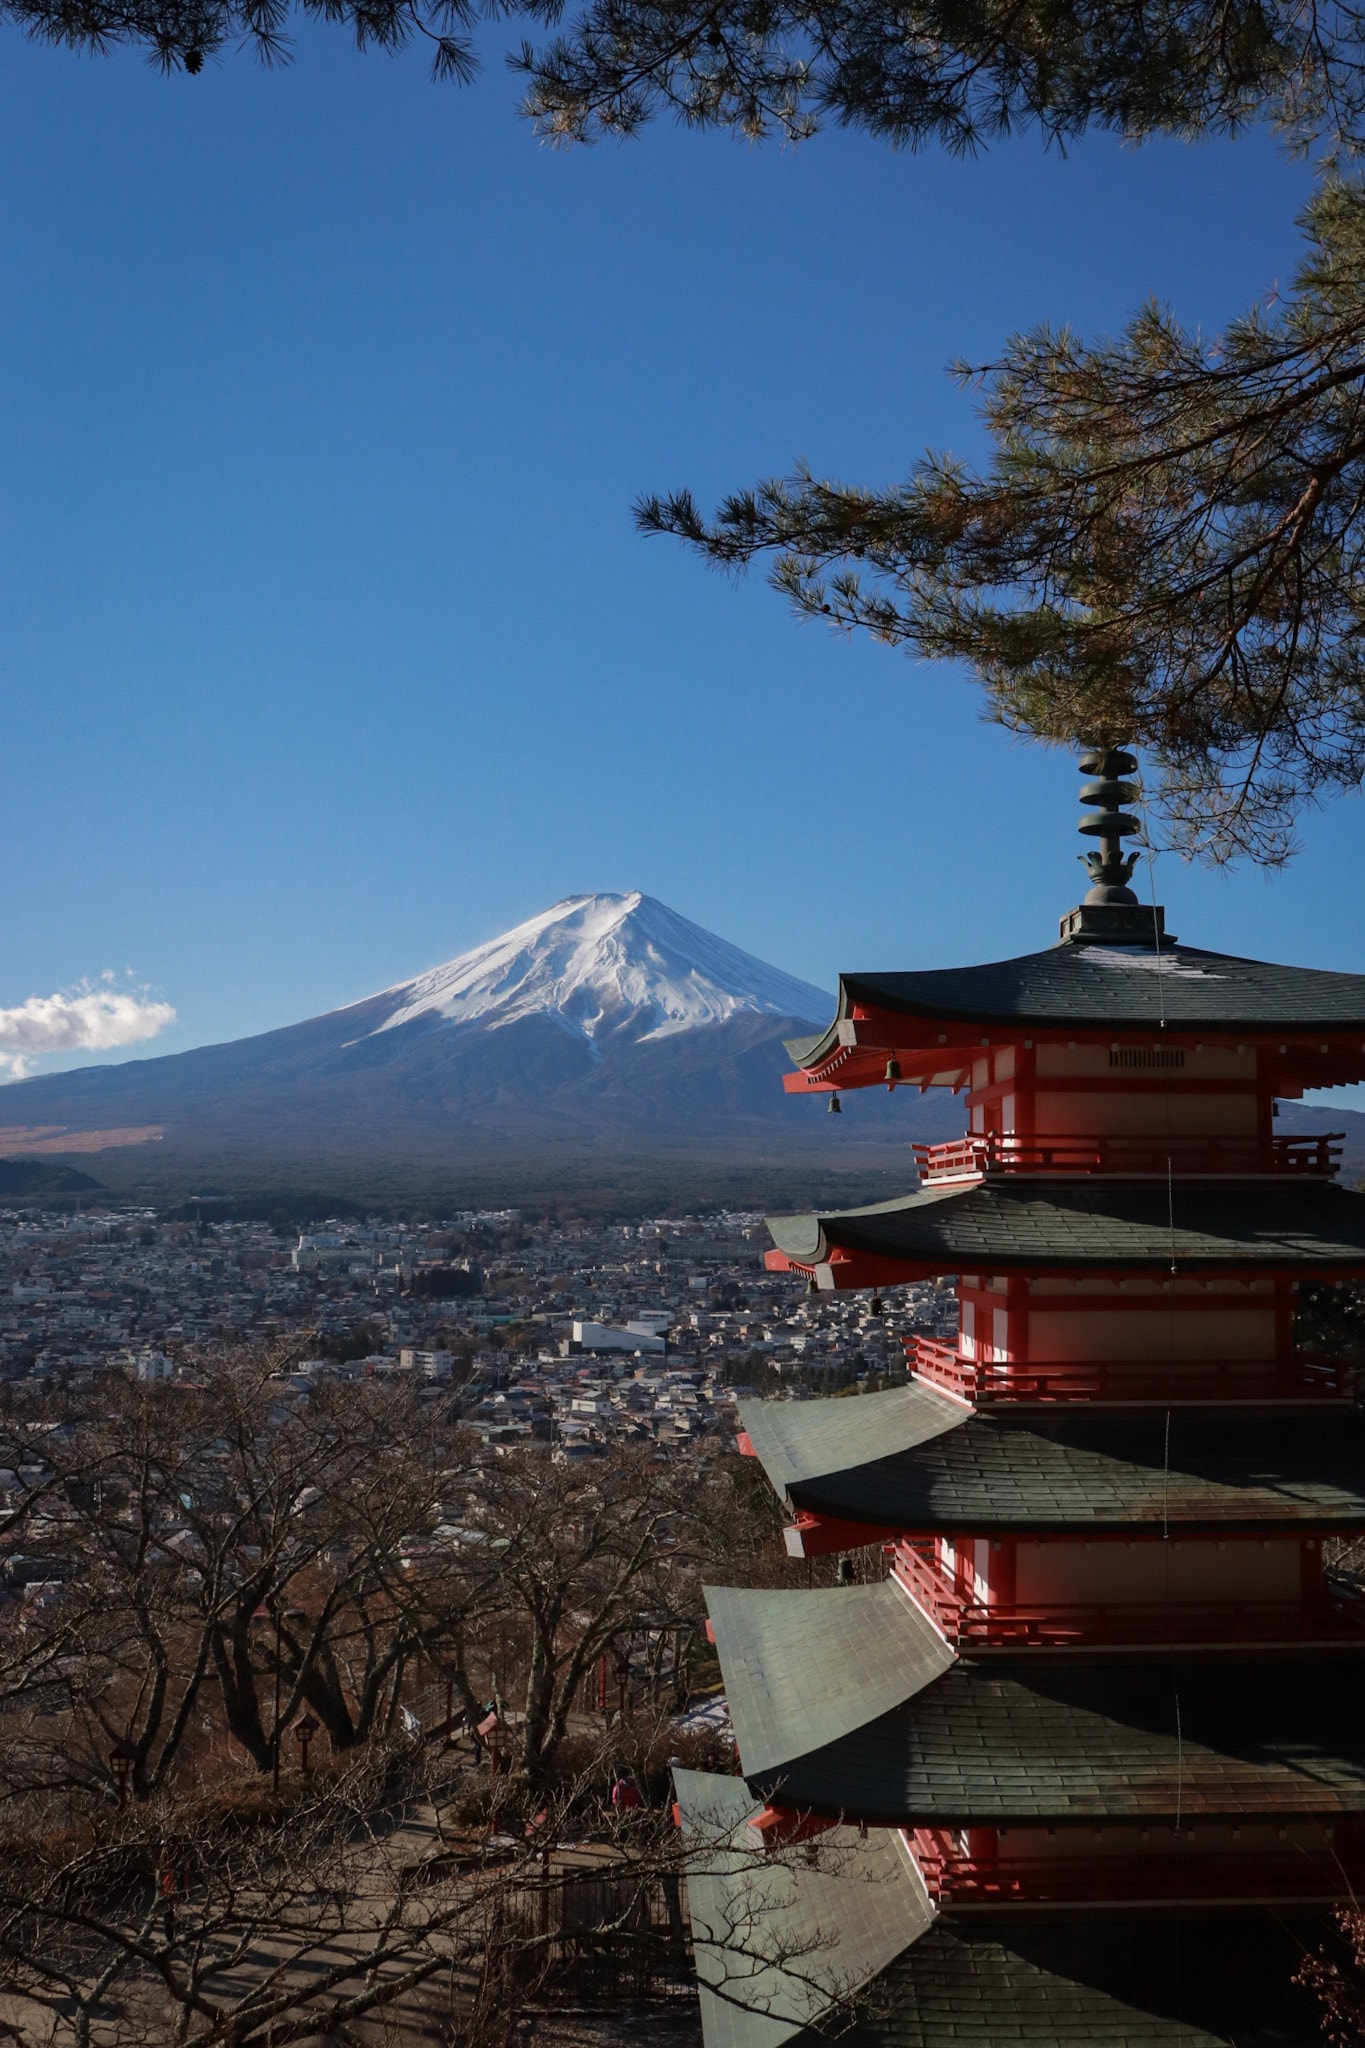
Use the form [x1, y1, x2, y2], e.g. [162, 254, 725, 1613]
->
[0, 895, 953, 1193]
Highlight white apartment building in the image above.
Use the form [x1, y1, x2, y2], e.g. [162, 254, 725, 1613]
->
[399, 1348, 455, 1380]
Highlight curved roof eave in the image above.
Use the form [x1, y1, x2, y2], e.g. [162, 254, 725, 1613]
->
[766, 1177, 1365, 1276]
[737, 1387, 1365, 1534]
[785, 943, 1365, 1070]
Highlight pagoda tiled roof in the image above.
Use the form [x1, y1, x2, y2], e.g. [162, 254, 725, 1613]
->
[766, 1176, 1365, 1275]
[830, 1912, 1322, 2048]
[674, 1769, 1326, 2048]
[704, 1583, 954, 1778]
[708, 1582, 1365, 1825]
[784, 940, 1365, 1066]
[737, 1383, 1365, 1532]
[673, 1766, 929, 2048]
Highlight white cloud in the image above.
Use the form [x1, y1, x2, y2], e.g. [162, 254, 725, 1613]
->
[0, 977, 177, 1079]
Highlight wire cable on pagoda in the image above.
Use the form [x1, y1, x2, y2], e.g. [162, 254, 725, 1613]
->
[1138, 769, 1187, 2030]
[1134, 777, 1180, 1520]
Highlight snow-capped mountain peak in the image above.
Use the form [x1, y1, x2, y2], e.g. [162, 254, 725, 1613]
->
[370, 892, 830, 1047]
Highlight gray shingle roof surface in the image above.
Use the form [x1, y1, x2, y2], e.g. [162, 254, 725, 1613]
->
[738, 1383, 955, 1497]
[706, 1581, 953, 1778]
[765, 1177, 1365, 1273]
[676, 1770, 1324, 2048]
[708, 1584, 1365, 1824]
[818, 1911, 1326, 2048]
[673, 1768, 930, 2048]
[786, 942, 1365, 1067]
[764, 1657, 1365, 1823]
[738, 1385, 1365, 1532]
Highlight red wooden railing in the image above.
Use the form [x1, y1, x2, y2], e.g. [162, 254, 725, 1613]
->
[911, 1132, 1343, 1182]
[907, 1335, 1350, 1405]
[908, 1828, 1362, 1906]
[892, 1541, 1365, 1649]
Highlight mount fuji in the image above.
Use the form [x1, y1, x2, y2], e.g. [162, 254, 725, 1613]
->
[0, 894, 958, 1199]
[367, 893, 831, 1051]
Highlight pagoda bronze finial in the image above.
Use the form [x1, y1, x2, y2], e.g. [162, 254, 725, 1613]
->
[1078, 744, 1142, 907]
[1057, 744, 1172, 946]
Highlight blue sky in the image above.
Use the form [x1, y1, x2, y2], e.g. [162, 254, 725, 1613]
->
[0, 31, 1353, 1073]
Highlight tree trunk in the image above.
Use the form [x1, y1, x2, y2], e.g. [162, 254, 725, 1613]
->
[210, 1620, 271, 1770]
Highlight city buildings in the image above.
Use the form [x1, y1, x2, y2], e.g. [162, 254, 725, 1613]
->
[0, 1201, 952, 1449]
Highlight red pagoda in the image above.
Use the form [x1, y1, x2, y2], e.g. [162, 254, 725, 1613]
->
[675, 749, 1365, 2048]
